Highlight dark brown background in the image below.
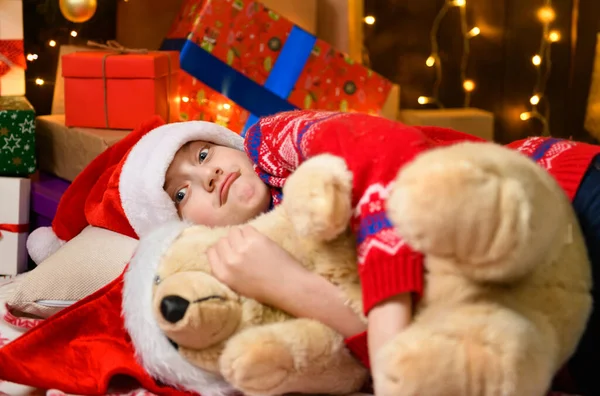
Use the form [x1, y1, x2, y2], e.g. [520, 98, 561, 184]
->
[364, 0, 600, 143]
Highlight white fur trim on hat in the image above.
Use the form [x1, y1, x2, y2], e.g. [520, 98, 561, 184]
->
[123, 220, 233, 396]
[26, 227, 65, 265]
[119, 121, 244, 238]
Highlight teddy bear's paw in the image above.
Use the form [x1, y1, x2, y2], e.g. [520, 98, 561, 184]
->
[374, 328, 475, 396]
[282, 154, 353, 241]
[220, 337, 294, 395]
[374, 305, 555, 396]
[388, 151, 535, 283]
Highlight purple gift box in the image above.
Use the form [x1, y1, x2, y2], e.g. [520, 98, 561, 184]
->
[30, 173, 70, 229]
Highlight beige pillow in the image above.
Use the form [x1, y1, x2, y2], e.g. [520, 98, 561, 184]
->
[6, 226, 138, 318]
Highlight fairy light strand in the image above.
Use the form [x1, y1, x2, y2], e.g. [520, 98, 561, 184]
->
[419, 0, 479, 108]
[19, 32, 79, 89]
[520, 1, 560, 136]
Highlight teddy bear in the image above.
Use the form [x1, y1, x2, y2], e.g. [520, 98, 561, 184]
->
[122, 141, 592, 396]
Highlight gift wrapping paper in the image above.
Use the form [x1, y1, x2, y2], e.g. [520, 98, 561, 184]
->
[0, 177, 30, 275]
[0, 0, 26, 96]
[163, 0, 395, 134]
[0, 96, 36, 176]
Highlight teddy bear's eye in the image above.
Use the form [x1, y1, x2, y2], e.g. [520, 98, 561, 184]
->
[154, 275, 161, 285]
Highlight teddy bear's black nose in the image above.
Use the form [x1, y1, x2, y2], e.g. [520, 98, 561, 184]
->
[160, 295, 190, 323]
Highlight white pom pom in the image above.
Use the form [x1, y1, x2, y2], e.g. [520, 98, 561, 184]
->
[26, 227, 65, 265]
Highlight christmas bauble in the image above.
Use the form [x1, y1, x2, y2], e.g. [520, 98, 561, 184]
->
[59, 0, 97, 23]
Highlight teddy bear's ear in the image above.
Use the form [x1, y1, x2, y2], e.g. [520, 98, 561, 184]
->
[123, 220, 234, 396]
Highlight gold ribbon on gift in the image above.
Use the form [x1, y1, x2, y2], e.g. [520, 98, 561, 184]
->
[86, 40, 172, 128]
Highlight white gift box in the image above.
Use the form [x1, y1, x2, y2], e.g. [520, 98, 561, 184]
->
[0, 177, 30, 275]
[0, 0, 26, 96]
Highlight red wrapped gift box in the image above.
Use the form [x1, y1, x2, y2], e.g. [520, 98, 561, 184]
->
[62, 51, 180, 130]
[179, 0, 397, 120]
[178, 72, 249, 133]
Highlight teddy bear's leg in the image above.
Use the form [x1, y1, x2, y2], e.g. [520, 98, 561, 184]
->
[374, 303, 557, 396]
[387, 142, 561, 283]
[220, 318, 368, 396]
[281, 154, 354, 241]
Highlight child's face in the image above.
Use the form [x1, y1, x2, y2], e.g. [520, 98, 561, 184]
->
[164, 140, 271, 226]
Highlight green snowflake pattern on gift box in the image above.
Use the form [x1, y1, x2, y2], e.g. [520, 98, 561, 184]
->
[0, 96, 37, 176]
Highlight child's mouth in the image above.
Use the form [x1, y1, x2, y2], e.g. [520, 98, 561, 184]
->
[220, 171, 241, 205]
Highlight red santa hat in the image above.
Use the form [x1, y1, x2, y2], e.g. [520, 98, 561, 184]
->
[27, 115, 245, 265]
[0, 116, 245, 395]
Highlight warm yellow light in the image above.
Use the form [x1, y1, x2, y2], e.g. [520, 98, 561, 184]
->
[426, 56, 435, 67]
[537, 6, 555, 23]
[548, 30, 561, 42]
[453, 0, 466, 6]
[520, 112, 532, 121]
[468, 27, 480, 38]
[35, 78, 45, 86]
[364, 16, 375, 25]
[418, 96, 431, 105]
[70, 31, 78, 37]
[223, 103, 232, 110]
[181, 96, 190, 103]
[532, 55, 542, 66]
[26, 53, 38, 61]
[530, 95, 540, 105]
[463, 80, 475, 92]
[48, 40, 57, 47]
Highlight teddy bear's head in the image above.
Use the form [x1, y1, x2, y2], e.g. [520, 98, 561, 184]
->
[123, 221, 240, 396]
[153, 262, 242, 352]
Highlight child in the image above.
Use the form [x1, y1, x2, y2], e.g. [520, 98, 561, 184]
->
[16, 112, 599, 395]
[163, 110, 600, 395]
[162, 110, 489, 370]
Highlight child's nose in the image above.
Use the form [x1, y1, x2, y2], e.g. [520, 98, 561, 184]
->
[200, 166, 223, 192]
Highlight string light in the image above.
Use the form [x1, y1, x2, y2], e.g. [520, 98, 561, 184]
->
[35, 78, 45, 86]
[70, 31, 78, 37]
[548, 30, 560, 42]
[422, 0, 479, 108]
[463, 79, 475, 92]
[418, 96, 433, 105]
[222, 103, 232, 110]
[364, 16, 376, 25]
[48, 40, 57, 47]
[181, 96, 190, 103]
[520, 0, 559, 136]
[26, 53, 38, 61]
[467, 27, 480, 38]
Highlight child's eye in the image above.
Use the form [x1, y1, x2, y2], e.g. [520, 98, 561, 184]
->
[174, 187, 188, 204]
[199, 147, 209, 162]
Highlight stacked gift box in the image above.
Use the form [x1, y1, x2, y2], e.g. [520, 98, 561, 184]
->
[162, 0, 399, 134]
[0, 0, 35, 276]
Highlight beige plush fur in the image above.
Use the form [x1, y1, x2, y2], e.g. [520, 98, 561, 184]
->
[133, 142, 592, 396]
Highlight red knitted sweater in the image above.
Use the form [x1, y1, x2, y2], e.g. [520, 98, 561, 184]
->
[244, 110, 485, 366]
[506, 137, 600, 201]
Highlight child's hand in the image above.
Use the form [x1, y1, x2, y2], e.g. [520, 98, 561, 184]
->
[207, 225, 307, 305]
[207, 225, 366, 338]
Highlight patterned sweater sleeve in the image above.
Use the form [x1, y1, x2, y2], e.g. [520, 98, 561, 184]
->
[245, 110, 434, 314]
